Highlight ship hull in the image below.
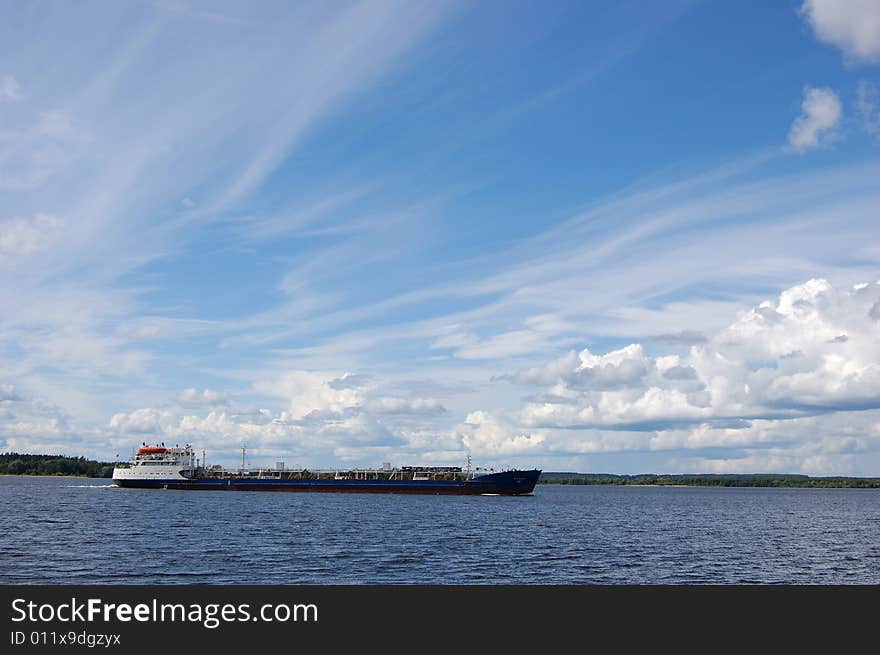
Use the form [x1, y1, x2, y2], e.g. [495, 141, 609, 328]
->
[113, 469, 540, 495]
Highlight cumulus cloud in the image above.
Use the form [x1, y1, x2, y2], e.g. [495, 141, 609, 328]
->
[111, 407, 288, 446]
[97, 279, 880, 473]
[105, 372, 451, 463]
[257, 370, 369, 420]
[511, 279, 880, 431]
[107, 401, 529, 464]
[800, 0, 880, 63]
[0, 214, 63, 261]
[457, 411, 545, 456]
[109, 408, 168, 434]
[253, 369, 449, 420]
[327, 373, 373, 390]
[177, 388, 230, 407]
[788, 86, 843, 151]
[107, 403, 406, 463]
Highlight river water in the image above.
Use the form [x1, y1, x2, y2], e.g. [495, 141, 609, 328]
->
[2, 476, 878, 584]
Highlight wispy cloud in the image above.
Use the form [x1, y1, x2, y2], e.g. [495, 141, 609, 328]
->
[0, 73, 21, 103]
[0, 214, 63, 262]
[2, 2, 879, 474]
[857, 80, 880, 139]
[241, 155, 879, 362]
[210, 0, 458, 213]
[0, 1, 458, 423]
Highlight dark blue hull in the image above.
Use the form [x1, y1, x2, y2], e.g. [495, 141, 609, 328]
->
[114, 469, 541, 495]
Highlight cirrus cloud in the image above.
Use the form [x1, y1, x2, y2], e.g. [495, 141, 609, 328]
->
[0, 214, 63, 261]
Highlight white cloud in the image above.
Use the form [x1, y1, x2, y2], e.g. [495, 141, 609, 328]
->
[250, 369, 449, 420]
[516, 344, 652, 389]
[92, 277, 880, 473]
[109, 408, 167, 434]
[513, 279, 880, 431]
[255, 370, 369, 420]
[432, 315, 579, 360]
[106, 403, 402, 464]
[3, 2, 880, 477]
[98, 370, 447, 463]
[0, 214, 63, 261]
[0, 74, 22, 103]
[103, 375, 455, 465]
[0, 384, 84, 454]
[177, 388, 230, 407]
[453, 329, 552, 360]
[327, 373, 373, 390]
[430, 331, 477, 350]
[0, 2, 456, 440]
[856, 80, 880, 138]
[788, 86, 843, 151]
[365, 396, 447, 416]
[458, 411, 545, 456]
[246, 155, 880, 380]
[801, 0, 880, 63]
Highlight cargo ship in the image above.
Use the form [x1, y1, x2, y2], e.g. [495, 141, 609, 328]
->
[112, 444, 540, 495]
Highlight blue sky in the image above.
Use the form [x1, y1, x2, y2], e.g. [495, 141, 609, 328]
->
[1, 0, 879, 474]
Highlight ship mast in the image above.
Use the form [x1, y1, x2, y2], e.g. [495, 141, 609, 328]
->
[241, 443, 247, 474]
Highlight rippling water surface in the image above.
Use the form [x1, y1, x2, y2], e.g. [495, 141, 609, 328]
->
[2, 476, 878, 584]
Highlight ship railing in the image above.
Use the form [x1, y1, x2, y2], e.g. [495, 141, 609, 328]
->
[198, 461, 494, 481]
[201, 466, 475, 481]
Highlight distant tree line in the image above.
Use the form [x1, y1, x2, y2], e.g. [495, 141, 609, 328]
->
[538, 472, 880, 488]
[0, 453, 118, 478]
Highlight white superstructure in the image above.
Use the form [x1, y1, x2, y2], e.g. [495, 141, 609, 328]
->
[112, 444, 197, 483]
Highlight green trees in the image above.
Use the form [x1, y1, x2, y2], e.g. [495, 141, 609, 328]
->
[0, 453, 117, 478]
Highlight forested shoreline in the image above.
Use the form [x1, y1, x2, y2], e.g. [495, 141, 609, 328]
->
[539, 472, 880, 488]
[3, 453, 879, 487]
[0, 453, 118, 478]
